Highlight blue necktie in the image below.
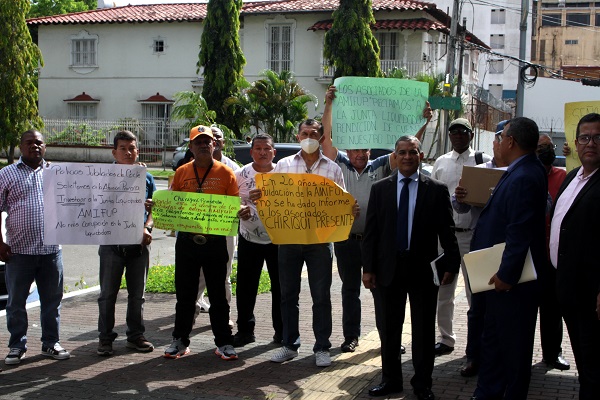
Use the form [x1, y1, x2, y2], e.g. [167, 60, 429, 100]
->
[396, 177, 411, 252]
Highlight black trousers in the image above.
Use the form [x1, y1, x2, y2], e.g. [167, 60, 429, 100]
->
[172, 234, 232, 347]
[538, 264, 564, 361]
[235, 235, 282, 338]
[378, 255, 439, 391]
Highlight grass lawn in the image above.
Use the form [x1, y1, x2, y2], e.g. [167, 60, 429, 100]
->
[122, 262, 272, 296]
[148, 169, 175, 179]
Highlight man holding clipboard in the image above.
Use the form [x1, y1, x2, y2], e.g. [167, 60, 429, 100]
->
[468, 118, 547, 400]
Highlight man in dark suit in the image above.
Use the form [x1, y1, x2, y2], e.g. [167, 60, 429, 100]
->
[550, 113, 600, 400]
[470, 117, 548, 400]
[362, 135, 460, 400]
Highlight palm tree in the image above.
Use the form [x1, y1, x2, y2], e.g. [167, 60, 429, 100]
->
[226, 70, 317, 142]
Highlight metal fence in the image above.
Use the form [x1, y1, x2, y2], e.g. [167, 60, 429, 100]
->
[41, 118, 188, 166]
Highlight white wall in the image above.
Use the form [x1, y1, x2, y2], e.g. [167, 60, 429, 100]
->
[523, 77, 600, 135]
[38, 22, 202, 119]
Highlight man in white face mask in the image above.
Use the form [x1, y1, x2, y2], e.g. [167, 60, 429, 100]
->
[258, 119, 352, 368]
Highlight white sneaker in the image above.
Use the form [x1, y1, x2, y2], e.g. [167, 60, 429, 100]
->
[41, 343, 70, 360]
[270, 346, 298, 363]
[315, 350, 331, 367]
[164, 338, 190, 359]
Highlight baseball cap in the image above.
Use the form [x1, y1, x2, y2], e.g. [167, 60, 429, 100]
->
[495, 120, 510, 134]
[449, 118, 472, 132]
[190, 125, 214, 141]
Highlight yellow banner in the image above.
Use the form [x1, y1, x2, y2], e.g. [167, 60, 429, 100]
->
[564, 101, 600, 172]
[255, 173, 355, 244]
[152, 190, 240, 236]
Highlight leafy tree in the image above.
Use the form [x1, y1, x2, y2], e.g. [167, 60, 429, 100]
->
[198, 0, 246, 136]
[0, 0, 44, 162]
[28, 0, 96, 18]
[226, 70, 317, 143]
[324, 0, 382, 79]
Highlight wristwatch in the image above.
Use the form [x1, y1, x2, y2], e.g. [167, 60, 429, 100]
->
[144, 225, 153, 233]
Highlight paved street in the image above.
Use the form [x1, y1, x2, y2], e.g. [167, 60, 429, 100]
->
[0, 261, 580, 399]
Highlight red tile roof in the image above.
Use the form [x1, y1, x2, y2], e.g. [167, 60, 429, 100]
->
[63, 92, 100, 102]
[309, 18, 447, 33]
[27, 3, 207, 25]
[138, 93, 174, 103]
[26, 0, 487, 48]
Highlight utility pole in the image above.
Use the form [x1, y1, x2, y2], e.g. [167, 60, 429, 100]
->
[516, 0, 529, 117]
[441, 0, 461, 154]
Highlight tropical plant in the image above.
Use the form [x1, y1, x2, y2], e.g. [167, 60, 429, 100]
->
[199, 0, 246, 136]
[226, 70, 317, 143]
[28, 0, 96, 18]
[0, 0, 44, 163]
[324, 0, 382, 80]
[45, 122, 112, 146]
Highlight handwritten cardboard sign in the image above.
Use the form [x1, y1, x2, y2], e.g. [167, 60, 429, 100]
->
[152, 190, 240, 236]
[43, 163, 146, 245]
[332, 76, 428, 150]
[564, 101, 600, 172]
[255, 173, 355, 244]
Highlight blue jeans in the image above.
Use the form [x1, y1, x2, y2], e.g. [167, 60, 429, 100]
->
[98, 245, 149, 342]
[278, 243, 333, 352]
[334, 238, 362, 340]
[5, 251, 64, 350]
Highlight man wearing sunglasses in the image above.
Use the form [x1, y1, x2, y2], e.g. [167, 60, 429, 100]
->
[431, 118, 491, 358]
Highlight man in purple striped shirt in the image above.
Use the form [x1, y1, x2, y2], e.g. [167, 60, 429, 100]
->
[0, 130, 70, 366]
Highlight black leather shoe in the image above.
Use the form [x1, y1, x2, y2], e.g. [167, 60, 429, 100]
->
[341, 337, 359, 353]
[414, 387, 435, 400]
[400, 344, 406, 354]
[232, 333, 255, 347]
[460, 360, 479, 377]
[543, 354, 570, 371]
[368, 382, 403, 397]
[434, 342, 454, 356]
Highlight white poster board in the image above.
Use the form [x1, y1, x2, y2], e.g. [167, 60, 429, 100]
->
[43, 163, 146, 245]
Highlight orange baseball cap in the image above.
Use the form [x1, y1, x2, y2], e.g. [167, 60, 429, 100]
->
[190, 125, 214, 141]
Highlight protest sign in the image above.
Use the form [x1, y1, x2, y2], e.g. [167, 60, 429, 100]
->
[255, 173, 354, 244]
[43, 163, 146, 245]
[332, 76, 428, 150]
[152, 190, 240, 236]
[564, 101, 600, 172]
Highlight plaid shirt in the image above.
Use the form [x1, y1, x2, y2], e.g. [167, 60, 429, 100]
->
[274, 150, 346, 189]
[0, 158, 59, 255]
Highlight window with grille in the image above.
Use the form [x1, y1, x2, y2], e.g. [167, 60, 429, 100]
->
[68, 103, 97, 120]
[491, 9, 506, 24]
[489, 59, 504, 74]
[267, 24, 292, 73]
[142, 104, 171, 119]
[71, 39, 96, 66]
[489, 84, 503, 100]
[375, 32, 399, 60]
[490, 34, 505, 49]
[565, 39, 579, 44]
[154, 40, 164, 53]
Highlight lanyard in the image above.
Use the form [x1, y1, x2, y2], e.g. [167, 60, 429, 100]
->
[193, 161, 213, 193]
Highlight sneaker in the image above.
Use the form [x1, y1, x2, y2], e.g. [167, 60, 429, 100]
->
[164, 338, 190, 359]
[5, 348, 26, 365]
[232, 333, 256, 347]
[315, 350, 331, 367]
[41, 343, 71, 360]
[341, 338, 359, 353]
[97, 340, 113, 356]
[215, 344, 238, 360]
[270, 346, 298, 363]
[126, 336, 154, 353]
[228, 319, 234, 329]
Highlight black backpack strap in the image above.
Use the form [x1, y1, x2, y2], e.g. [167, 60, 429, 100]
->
[475, 151, 483, 165]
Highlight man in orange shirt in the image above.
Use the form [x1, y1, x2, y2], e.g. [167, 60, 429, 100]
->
[164, 125, 240, 361]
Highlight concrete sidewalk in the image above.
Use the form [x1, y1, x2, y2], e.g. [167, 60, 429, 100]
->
[0, 265, 580, 399]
